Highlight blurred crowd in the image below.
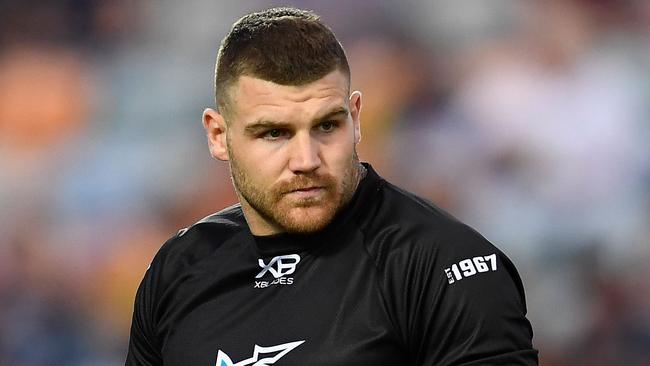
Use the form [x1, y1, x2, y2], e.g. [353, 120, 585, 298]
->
[0, 0, 648, 365]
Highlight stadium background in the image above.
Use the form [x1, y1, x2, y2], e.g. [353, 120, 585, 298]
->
[0, 0, 648, 364]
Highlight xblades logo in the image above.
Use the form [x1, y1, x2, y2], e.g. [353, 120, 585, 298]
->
[216, 340, 304, 366]
[254, 254, 300, 289]
[256, 254, 300, 278]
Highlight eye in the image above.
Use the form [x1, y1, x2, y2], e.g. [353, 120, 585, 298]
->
[318, 121, 338, 133]
[261, 129, 287, 140]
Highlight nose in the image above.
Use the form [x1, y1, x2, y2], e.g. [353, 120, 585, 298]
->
[288, 132, 321, 174]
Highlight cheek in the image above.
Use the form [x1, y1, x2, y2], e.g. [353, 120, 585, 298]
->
[233, 140, 287, 182]
[322, 136, 355, 166]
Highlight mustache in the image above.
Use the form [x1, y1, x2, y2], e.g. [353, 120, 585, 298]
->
[277, 174, 335, 194]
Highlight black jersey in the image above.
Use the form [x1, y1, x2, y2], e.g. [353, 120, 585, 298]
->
[126, 163, 538, 365]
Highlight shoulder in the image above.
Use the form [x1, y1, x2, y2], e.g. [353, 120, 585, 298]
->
[360, 178, 527, 305]
[148, 204, 248, 280]
[176, 203, 247, 239]
[360, 179, 495, 263]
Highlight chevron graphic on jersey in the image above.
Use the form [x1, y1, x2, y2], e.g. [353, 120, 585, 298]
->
[215, 340, 305, 366]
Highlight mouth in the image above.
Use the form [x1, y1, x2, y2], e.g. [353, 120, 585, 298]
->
[290, 186, 324, 193]
[284, 186, 327, 200]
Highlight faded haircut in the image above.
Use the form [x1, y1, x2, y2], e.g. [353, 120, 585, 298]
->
[214, 7, 351, 117]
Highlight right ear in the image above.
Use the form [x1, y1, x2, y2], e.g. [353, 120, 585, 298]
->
[202, 108, 229, 161]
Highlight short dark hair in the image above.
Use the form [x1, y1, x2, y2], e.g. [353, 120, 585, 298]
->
[214, 7, 350, 116]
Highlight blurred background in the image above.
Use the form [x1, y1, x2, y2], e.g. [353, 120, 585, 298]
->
[0, 0, 648, 364]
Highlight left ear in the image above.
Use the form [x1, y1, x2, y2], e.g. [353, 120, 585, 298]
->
[349, 91, 362, 144]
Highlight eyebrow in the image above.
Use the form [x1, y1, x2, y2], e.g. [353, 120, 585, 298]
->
[243, 106, 349, 136]
[316, 107, 349, 123]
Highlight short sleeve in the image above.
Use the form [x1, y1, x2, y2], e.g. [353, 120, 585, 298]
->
[379, 222, 538, 365]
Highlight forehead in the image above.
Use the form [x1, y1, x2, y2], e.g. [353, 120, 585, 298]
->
[229, 70, 349, 124]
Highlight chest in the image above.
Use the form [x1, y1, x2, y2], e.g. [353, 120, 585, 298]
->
[158, 242, 406, 365]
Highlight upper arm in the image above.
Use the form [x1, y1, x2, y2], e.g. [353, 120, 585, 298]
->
[379, 223, 538, 365]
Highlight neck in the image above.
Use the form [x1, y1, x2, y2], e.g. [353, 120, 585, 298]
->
[238, 198, 283, 236]
[357, 162, 367, 182]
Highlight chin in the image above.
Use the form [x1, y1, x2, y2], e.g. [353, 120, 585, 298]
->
[281, 206, 336, 234]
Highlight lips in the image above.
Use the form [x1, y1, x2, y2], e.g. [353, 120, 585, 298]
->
[281, 184, 325, 194]
[291, 186, 323, 192]
[278, 175, 334, 196]
[283, 186, 327, 200]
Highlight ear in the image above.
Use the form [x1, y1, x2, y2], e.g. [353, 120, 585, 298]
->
[349, 91, 362, 144]
[202, 108, 229, 161]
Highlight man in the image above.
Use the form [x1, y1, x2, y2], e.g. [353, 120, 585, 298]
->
[126, 7, 538, 366]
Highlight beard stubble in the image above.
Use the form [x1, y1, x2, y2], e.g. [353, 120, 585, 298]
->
[228, 145, 360, 234]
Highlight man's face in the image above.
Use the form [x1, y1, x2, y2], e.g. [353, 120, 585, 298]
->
[204, 70, 362, 235]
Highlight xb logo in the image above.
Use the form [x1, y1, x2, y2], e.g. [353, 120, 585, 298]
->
[256, 254, 300, 279]
[216, 340, 305, 366]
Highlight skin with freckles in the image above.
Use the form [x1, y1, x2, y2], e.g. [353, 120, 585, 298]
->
[203, 70, 364, 235]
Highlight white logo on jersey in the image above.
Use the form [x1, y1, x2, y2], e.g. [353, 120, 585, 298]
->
[254, 254, 301, 289]
[256, 254, 300, 279]
[444, 253, 498, 284]
[215, 340, 305, 366]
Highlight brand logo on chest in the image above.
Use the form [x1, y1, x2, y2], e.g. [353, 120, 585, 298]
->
[254, 254, 300, 288]
[216, 340, 304, 366]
